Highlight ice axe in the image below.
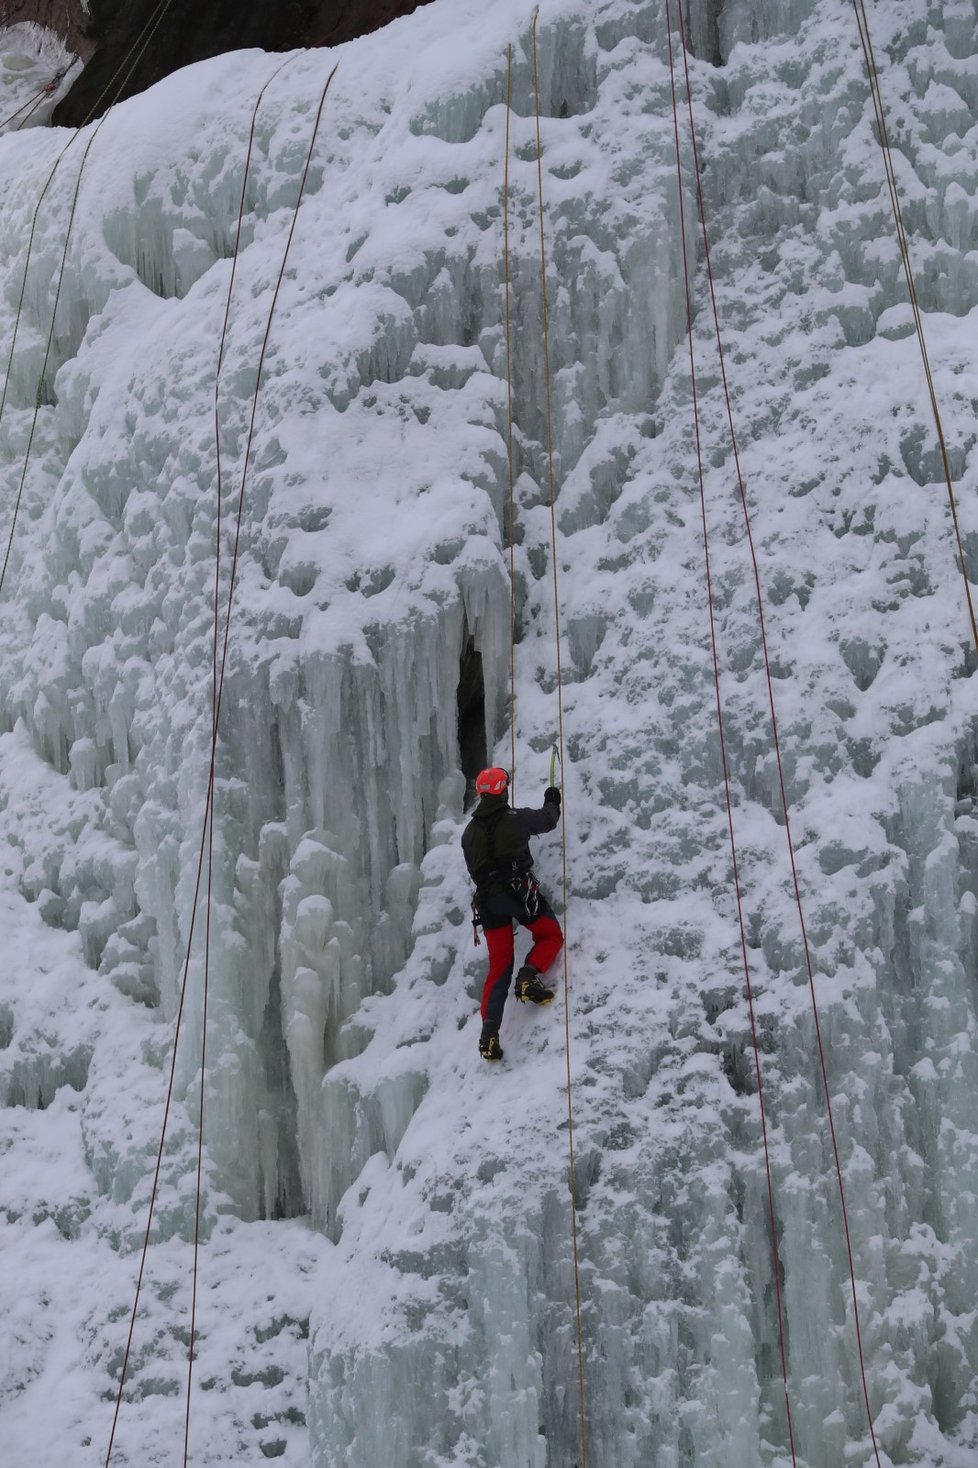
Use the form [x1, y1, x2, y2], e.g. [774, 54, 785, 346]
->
[549, 743, 561, 788]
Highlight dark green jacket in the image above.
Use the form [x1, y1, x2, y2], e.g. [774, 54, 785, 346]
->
[461, 792, 560, 892]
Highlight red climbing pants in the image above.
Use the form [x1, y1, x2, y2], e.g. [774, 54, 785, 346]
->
[479, 891, 563, 1028]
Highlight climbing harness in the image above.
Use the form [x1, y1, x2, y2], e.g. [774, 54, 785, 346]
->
[470, 869, 542, 946]
[666, 2, 885, 1462]
[497, 21, 587, 1460]
[468, 797, 544, 940]
[103, 59, 339, 1468]
[515, 867, 541, 920]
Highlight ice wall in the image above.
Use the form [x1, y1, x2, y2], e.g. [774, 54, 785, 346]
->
[0, 0, 977, 1465]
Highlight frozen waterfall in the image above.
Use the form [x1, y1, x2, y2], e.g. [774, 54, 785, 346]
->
[1, 0, 978, 1464]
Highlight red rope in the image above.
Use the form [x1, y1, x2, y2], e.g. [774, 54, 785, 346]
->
[848, 0, 978, 655]
[104, 59, 339, 1467]
[213, 52, 301, 716]
[670, 6, 883, 1463]
[530, 15, 589, 1462]
[0, 1, 176, 602]
[0, 82, 49, 132]
[184, 52, 304, 1463]
[103, 785, 216, 1468]
[663, 7, 797, 1459]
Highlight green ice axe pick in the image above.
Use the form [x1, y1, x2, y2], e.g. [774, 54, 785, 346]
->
[549, 744, 560, 788]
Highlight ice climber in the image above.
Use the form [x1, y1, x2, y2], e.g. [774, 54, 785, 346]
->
[462, 766, 563, 1062]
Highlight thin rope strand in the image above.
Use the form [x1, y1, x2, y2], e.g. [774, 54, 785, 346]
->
[105, 60, 338, 1466]
[664, 7, 798, 1458]
[13, 89, 50, 131]
[77, 0, 175, 128]
[184, 53, 300, 1467]
[184, 60, 337, 1466]
[503, 44, 517, 794]
[0, 0, 177, 599]
[850, 0, 978, 655]
[0, 126, 100, 596]
[672, 6, 881, 1461]
[212, 53, 299, 734]
[11, 60, 82, 130]
[214, 65, 338, 724]
[103, 776, 216, 1468]
[183, 799, 213, 1465]
[531, 15, 587, 1467]
[0, 82, 49, 132]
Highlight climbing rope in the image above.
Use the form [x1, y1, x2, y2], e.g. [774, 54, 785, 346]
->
[103, 59, 338, 1468]
[502, 44, 518, 793]
[668, 3, 883, 1462]
[212, 52, 299, 732]
[530, 14, 588, 1466]
[0, 80, 50, 133]
[0, 0, 178, 602]
[849, 0, 978, 657]
[186, 51, 305, 1464]
[663, 9, 798, 1459]
[0, 62, 76, 135]
[500, 45, 586, 1455]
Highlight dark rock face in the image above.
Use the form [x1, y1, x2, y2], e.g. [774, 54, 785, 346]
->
[0, 0, 434, 126]
[0, 0, 94, 59]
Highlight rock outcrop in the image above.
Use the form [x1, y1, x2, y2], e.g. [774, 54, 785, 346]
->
[0, 0, 433, 124]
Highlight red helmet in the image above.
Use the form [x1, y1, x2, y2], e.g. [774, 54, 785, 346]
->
[475, 766, 509, 796]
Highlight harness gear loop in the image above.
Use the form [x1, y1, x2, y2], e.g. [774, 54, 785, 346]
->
[470, 804, 542, 924]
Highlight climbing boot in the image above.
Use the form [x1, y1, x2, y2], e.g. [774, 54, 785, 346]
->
[479, 1023, 503, 1062]
[514, 966, 554, 1006]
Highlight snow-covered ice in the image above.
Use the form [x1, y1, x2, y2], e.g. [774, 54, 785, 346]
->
[1, 0, 978, 1463]
[0, 23, 75, 133]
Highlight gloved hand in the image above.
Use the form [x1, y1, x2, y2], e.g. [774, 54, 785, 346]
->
[544, 786, 561, 808]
